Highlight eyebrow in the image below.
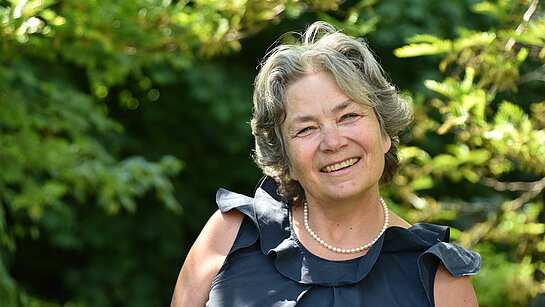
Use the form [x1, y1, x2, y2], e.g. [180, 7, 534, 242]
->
[332, 99, 354, 113]
[289, 99, 354, 125]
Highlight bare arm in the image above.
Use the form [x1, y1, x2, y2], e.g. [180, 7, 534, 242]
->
[171, 209, 244, 307]
[434, 262, 478, 306]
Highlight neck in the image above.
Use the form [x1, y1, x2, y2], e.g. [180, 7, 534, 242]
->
[303, 192, 385, 244]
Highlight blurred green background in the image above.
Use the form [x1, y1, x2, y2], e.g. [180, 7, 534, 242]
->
[1, 0, 544, 306]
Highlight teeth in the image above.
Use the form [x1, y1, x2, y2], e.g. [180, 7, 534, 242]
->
[322, 158, 358, 173]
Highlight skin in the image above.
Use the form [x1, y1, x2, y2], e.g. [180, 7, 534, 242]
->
[281, 70, 393, 260]
[282, 71, 391, 207]
[171, 209, 243, 307]
[170, 70, 478, 306]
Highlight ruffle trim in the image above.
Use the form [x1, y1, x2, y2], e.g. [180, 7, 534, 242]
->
[216, 177, 481, 289]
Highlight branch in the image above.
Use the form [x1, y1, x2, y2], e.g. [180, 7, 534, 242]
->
[480, 176, 545, 192]
[506, 176, 545, 210]
[226, 4, 287, 41]
[458, 176, 545, 248]
[460, 220, 495, 249]
[518, 64, 545, 84]
[505, 0, 540, 51]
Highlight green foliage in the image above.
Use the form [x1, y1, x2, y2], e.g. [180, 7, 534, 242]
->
[0, 0, 343, 305]
[389, 0, 545, 305]
[1, 0, 544, 306]
[0, 1, 190, 304]
[394, 32, 498, 58]
[473, 243, 535, 306]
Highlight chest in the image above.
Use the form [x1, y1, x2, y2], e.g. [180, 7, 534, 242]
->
[207, 241, 430, 307]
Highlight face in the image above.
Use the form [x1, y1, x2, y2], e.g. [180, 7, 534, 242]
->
[281, 71, 391, 204]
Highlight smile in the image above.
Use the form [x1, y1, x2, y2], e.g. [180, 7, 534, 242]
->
[321, 158, 359, 173]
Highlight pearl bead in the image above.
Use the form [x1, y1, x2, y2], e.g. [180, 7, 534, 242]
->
[303, 197, 389, 254]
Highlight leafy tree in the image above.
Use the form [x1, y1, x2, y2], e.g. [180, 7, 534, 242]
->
[392, 0, 545, 305]
[2, 0, 543, 306]
[0, 0, 340, 305]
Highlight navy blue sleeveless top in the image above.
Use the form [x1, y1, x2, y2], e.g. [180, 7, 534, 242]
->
[207, 177, 480, 306]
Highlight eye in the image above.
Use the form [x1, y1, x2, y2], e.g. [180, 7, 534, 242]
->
[296, 126, 315, 137]
[340, 113, 360, 122]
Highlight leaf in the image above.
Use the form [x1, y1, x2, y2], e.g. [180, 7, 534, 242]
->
[462, 167, 480, 183]
[431, 154, 460, 169]
[471, 1, 502, 19]
[523, 223, 545, 235]
[410, 176, 434, 191]
[453, 31, 496, 51]
[424, 79, 455, 98]
[393, 41, 452, 58]
[468, 149, 492, 165]
[406, 34, 444, 44]
[494, 101, 528, 126]
[399, 146, 431, 163]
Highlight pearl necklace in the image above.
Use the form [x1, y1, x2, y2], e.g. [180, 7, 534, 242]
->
[303, 197, 389, 254]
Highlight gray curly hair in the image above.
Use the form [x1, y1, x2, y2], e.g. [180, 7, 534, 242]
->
[251, 21, 413, 205]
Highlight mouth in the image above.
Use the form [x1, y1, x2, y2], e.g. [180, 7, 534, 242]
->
[320, 158, 359, 173]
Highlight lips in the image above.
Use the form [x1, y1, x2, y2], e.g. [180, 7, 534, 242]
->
[320, 158, 359, 173]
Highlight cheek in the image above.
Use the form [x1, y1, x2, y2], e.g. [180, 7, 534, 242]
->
[285, 141, 311, 181]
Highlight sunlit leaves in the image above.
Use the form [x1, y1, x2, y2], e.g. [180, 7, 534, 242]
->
[483, 101, 545, 173]
[472, 243, 537, 306]
[0, 0, 57, 42]
[472, 0, 512, 20]
[394, 40, 453, 58]
[0, 1, 349, 304]
[316, 0, 380, 37]
[424, 67, 489, 134]
[391, 1, 545, 305]
[393, 32, 496, 58]
[1, 0, 543, 305]
[0, 9, 185, 300]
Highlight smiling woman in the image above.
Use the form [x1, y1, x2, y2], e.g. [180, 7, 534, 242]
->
[171, 22, 481, 306]
[281, 72, 391, 208]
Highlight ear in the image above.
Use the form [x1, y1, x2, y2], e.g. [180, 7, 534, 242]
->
[288, 165, 299, 181]
[284, 144, 299, 181]
[382, 133, 391, 154]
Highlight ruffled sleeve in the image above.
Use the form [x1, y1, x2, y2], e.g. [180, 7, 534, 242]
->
[216, 188, 254, 217]
[215, 188, 259, 255]
[415, 225, 481, 305]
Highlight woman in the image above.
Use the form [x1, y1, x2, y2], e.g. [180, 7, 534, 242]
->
[172, 22, 480, 306]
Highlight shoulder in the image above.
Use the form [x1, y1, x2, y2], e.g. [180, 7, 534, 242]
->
[383, 220, 480, 305]
[171, 209, 244, 307]
[388, 209, 412, 228]
[434, 262, 478, 306]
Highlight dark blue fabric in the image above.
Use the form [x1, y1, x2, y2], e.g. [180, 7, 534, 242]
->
[207, 177, 481, 306]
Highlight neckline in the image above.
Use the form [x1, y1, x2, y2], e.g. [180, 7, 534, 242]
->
[288, 204, 374, 263]
[216, 180, 454, 286]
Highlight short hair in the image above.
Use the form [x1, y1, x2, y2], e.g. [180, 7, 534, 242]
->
[251, 21, 413, 205]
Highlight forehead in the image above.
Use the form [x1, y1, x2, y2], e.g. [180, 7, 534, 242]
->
[285, 71, 341, 104]
[283, 71, 370, 121]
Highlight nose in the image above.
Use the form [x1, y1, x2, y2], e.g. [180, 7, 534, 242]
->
[319, 125, 348, 152]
